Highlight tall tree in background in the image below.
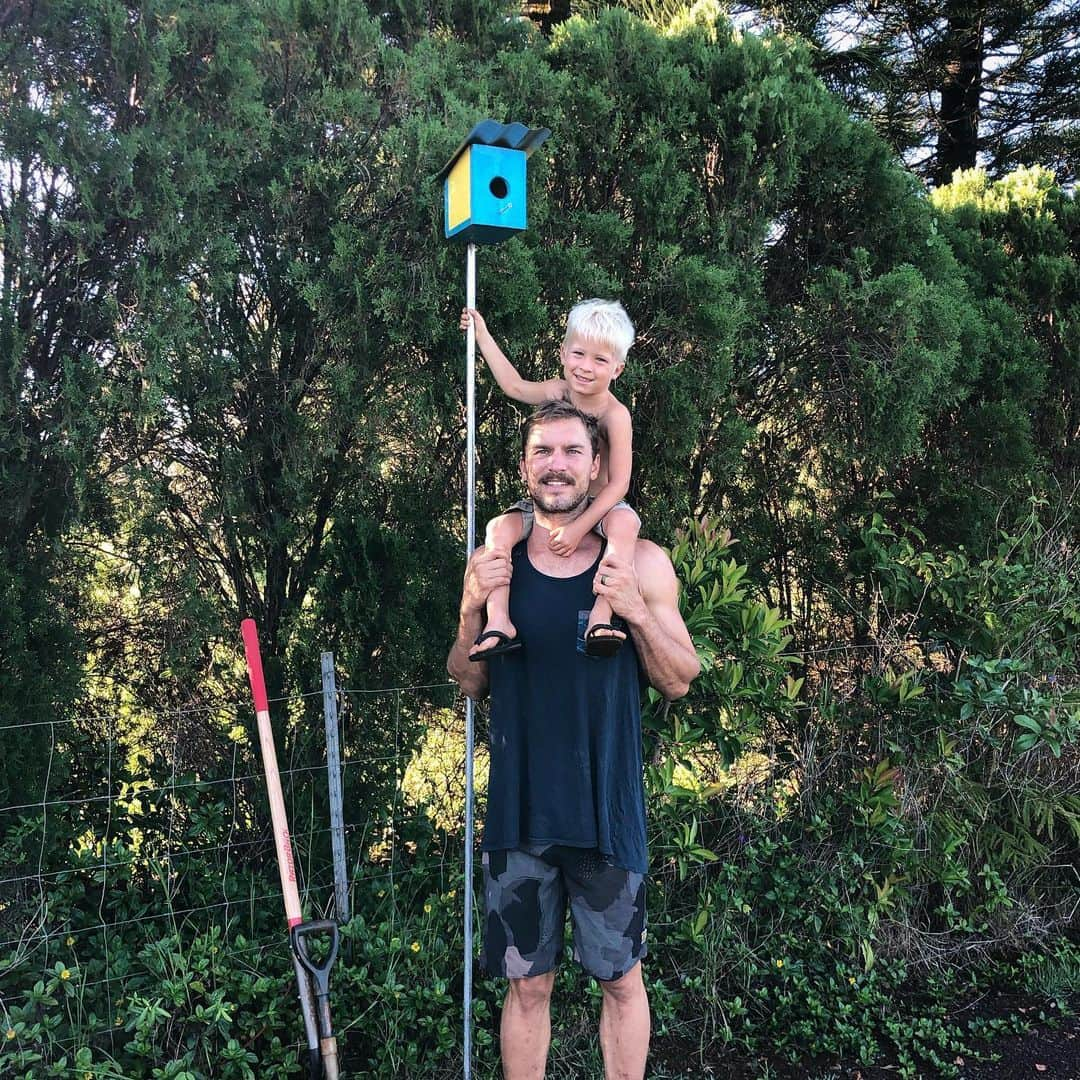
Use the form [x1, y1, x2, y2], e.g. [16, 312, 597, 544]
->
[738, 0, 1080, 186]
[105, 0, 532, 719]
[0, 0, 255, 807]
[5, 0, 1070, 775]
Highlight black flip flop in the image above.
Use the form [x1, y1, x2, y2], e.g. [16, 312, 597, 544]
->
[584, 623, 627, 658]
[469, 630, 523, 662]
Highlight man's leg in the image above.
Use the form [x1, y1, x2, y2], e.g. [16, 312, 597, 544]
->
[501, 970, 556, 1079]
[598, 962, 650, 1080]
[483, 847, 565, 1078]
[561, 848, 649, 1078]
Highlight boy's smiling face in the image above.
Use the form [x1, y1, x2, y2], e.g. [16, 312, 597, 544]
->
[560, 335, 624, 398]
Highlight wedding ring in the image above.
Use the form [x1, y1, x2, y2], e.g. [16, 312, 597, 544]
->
[600, 575, 608, 586]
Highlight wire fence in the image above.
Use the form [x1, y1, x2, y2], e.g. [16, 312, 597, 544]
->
[3, 632, 1074, 1073]
[0, 661, 472, 1060]
[0, 631, 1050, 939]
[0, 631, 1066, 944]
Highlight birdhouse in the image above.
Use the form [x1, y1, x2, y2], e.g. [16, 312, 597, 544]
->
[438, 120, 551, 244]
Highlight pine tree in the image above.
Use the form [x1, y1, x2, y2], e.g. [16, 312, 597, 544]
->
[739, 0, 1080, 186]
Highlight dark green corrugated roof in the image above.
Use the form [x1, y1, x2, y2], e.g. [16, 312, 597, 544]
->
[436, 120, 551, 181]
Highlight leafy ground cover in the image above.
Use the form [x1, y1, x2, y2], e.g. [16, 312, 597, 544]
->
[647, 991, 1079, 1078]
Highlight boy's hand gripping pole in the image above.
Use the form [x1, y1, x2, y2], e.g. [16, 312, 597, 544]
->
[241, 619, 329, 1080]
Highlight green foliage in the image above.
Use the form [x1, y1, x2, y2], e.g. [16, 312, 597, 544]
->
[846, 496, 1080, 944]
[931, 166, 1079, 482]
[744, 0, 1080, 186]
[657, 517, 799, 756]
[1, 1, 1076, 1076]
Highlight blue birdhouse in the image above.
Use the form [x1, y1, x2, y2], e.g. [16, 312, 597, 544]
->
[438, 120, 550, 245]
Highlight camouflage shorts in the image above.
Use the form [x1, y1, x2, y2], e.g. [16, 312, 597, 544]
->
[482, 844, 647, 982]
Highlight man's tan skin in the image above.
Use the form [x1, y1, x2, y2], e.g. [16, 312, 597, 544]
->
[448, 414, 700, 1080]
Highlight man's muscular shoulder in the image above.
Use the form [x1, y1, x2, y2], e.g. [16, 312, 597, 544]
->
[632, 538, 678, 592]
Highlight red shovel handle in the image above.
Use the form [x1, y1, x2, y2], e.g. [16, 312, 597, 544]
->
[241, 618, 269, 713]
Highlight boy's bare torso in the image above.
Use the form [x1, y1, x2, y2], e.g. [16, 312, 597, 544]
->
[552, 382, 626, 493]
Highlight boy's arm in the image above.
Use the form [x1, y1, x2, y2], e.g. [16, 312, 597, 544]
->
[552, 402, 633, 545]
[465, 308, 564, 405]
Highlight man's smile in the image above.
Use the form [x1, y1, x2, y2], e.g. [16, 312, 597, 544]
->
[540, 472, 575, 487]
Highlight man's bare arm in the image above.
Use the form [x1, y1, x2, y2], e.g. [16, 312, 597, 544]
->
[446, 547, 513, 700]
[594, 541, 700, 700]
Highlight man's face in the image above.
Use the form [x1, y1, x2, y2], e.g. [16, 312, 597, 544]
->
[519, 417, 600, 514]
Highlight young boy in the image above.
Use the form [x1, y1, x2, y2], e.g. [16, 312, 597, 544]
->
[461, 299, 641, 660]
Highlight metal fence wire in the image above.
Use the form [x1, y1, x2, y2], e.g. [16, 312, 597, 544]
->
[0, 660, 469, 1063]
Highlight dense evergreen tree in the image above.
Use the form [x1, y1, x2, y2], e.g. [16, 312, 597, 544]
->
[738, 0, 1080, 186]
[0, 0, 257, 806]
[926, 166, 1079, 498]
[1, 0, 1072, 810]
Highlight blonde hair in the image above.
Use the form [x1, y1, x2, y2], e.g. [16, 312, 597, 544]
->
[563, 299, 635, 364]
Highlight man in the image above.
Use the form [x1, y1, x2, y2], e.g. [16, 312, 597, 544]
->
[447, 398, 700, 1080]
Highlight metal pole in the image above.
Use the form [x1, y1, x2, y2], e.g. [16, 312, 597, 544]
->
[321, 651, 349, 923]
[463, 240, 477, 1080]
[465, 242, 477, 547]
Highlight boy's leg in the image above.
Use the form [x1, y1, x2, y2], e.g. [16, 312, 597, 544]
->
[586, 507, 641, 648]
[470, 511, 525, 660]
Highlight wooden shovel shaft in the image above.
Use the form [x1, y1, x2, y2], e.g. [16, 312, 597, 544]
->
[241, 619, 304, 926]
[241, 620, 323, 1079]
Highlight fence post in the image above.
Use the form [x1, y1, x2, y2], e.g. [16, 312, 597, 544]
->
[321, 651, 349, 923]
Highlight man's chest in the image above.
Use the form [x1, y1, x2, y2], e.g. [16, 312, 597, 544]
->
[526, 537, 601, 577]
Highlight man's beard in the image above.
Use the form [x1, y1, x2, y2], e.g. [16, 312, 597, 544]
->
[529, 472, 590, 514]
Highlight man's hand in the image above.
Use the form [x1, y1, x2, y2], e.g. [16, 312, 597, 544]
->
[592, 552, 648, 623]
[462, 546, 512, 615]
[594, 542, 701, 700]
[449, 547, 511, 701]
[548, 523, 586, 558]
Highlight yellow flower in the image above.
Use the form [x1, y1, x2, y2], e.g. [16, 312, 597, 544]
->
[775, 959, 784, 969]
[848, 976, 856, 985]
[410, 941, 421, 953]
[423, 904, 432, 914]
[60, 968, 71, 980]
[448, 890, 456, 899]
[377, 890, 385, 898]
[66, 936, 75, 947]
[5, 1028, 15, 1041]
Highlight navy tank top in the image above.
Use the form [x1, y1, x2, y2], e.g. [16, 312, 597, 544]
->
[483, 541, 648, 874]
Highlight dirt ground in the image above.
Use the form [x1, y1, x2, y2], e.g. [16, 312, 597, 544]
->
[649, 994, 1079, 1079]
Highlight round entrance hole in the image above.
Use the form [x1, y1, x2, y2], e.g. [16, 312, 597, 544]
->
[489, 176, 509, 199]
